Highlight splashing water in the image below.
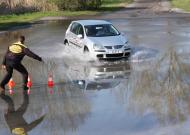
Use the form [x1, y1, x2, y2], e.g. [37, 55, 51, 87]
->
[63, 44, 98, 62]
[130, 46, 159, 63]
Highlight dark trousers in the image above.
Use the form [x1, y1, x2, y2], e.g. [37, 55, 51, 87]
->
[0, 62, 28, 90]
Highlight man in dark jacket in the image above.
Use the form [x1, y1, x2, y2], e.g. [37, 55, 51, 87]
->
[0, 36, 43, 94]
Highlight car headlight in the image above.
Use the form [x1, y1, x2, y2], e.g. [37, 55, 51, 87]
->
[93, 44, 104, 50]
[124, 41, 130, 49]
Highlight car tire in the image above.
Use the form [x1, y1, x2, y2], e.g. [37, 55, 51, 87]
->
[84, 46, 89, 53]
[65, 42, 69, 46]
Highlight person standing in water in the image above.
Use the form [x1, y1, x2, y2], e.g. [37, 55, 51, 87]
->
[0, 36, 43, 94]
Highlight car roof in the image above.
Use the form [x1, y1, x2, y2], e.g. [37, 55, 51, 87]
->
[72, 20, 112, 26]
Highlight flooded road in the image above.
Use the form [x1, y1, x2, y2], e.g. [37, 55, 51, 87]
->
[0, 16, 190, 135]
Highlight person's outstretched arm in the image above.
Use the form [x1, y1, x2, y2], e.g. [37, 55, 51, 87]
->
[24, 48, 43, 62]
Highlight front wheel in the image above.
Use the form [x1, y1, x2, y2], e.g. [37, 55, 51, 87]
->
[64, 39, 69, 46]
[64, 41, 71, 53]
[65, 42, 69, 46]
[84, 46, 89, 53]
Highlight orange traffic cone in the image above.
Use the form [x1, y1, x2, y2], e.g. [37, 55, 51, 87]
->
[49, 88, 53, 95]
[48, 74, 54, 88]
[8, 78, 15, 89]
[27, 89, 31, 95]
[27, 76, 32, 88]
[8, 78, 15, 95]
[9, 89, 14, 95]
[27, 76, 32, 95]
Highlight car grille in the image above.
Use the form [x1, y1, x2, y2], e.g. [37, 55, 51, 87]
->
[105, 45, 123, 49]
[106, 53, 124, 58]
[97, 54, 103, 58]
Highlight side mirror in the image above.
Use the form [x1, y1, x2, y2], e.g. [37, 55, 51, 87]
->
[77, 34, 83, 39]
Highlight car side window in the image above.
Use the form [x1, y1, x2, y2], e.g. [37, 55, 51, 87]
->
[77, 25, 84, 37]
[70, 23, 84, 37]
[70, 23, 78, 34]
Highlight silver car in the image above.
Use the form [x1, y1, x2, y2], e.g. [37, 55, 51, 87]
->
[64, 20, 131, 59]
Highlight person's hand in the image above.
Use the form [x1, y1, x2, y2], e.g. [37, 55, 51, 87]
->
[1, 65, 6, 70]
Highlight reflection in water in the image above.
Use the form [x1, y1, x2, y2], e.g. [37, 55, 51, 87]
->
[1, 19, 190, 134]
[42, 84, 91, 135]
[0, 91, 45, 135]
[124, 47, 190, 125]
[70, 62, 131, 91]
[41, 62, 131, 134]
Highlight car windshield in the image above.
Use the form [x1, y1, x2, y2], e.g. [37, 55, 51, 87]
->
[85, 24, 120, 37]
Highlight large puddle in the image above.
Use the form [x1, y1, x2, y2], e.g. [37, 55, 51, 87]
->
[0, 17, 190, 135]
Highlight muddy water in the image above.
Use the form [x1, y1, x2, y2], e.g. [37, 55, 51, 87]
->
[0, 17, 190, 135]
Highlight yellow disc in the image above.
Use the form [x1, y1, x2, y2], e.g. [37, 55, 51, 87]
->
[9, 45, 22, 54]
[12, 128, 26, 135]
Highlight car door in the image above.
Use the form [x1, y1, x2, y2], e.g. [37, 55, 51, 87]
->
[75, 24, 85, 49]
[68, 22, 78, 46]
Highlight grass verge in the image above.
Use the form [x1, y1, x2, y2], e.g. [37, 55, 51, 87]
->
[0, 0, 133, 30]
[171, 0, 190, 11]
[0, 11, 99, 30]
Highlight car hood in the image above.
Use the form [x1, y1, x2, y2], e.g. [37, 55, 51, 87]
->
[88, 35, 127, 46]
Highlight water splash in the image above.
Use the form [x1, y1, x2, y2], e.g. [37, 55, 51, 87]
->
[131, 46, 159, 62]
[63, 44, 98, 62]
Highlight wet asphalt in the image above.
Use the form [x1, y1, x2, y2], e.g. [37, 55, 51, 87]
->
[0, 10, 190, 135]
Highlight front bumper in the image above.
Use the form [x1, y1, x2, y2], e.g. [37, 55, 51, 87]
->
[94, 48, 131, 59]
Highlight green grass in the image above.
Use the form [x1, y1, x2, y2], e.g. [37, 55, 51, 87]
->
[171, 0, 190, 11]
[0, 11, 99, 30]
[0, 11, 99, 23]
[0, 0, 133, 30]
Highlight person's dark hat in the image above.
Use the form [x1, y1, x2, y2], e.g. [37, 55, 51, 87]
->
[19, 36, 25, 43]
